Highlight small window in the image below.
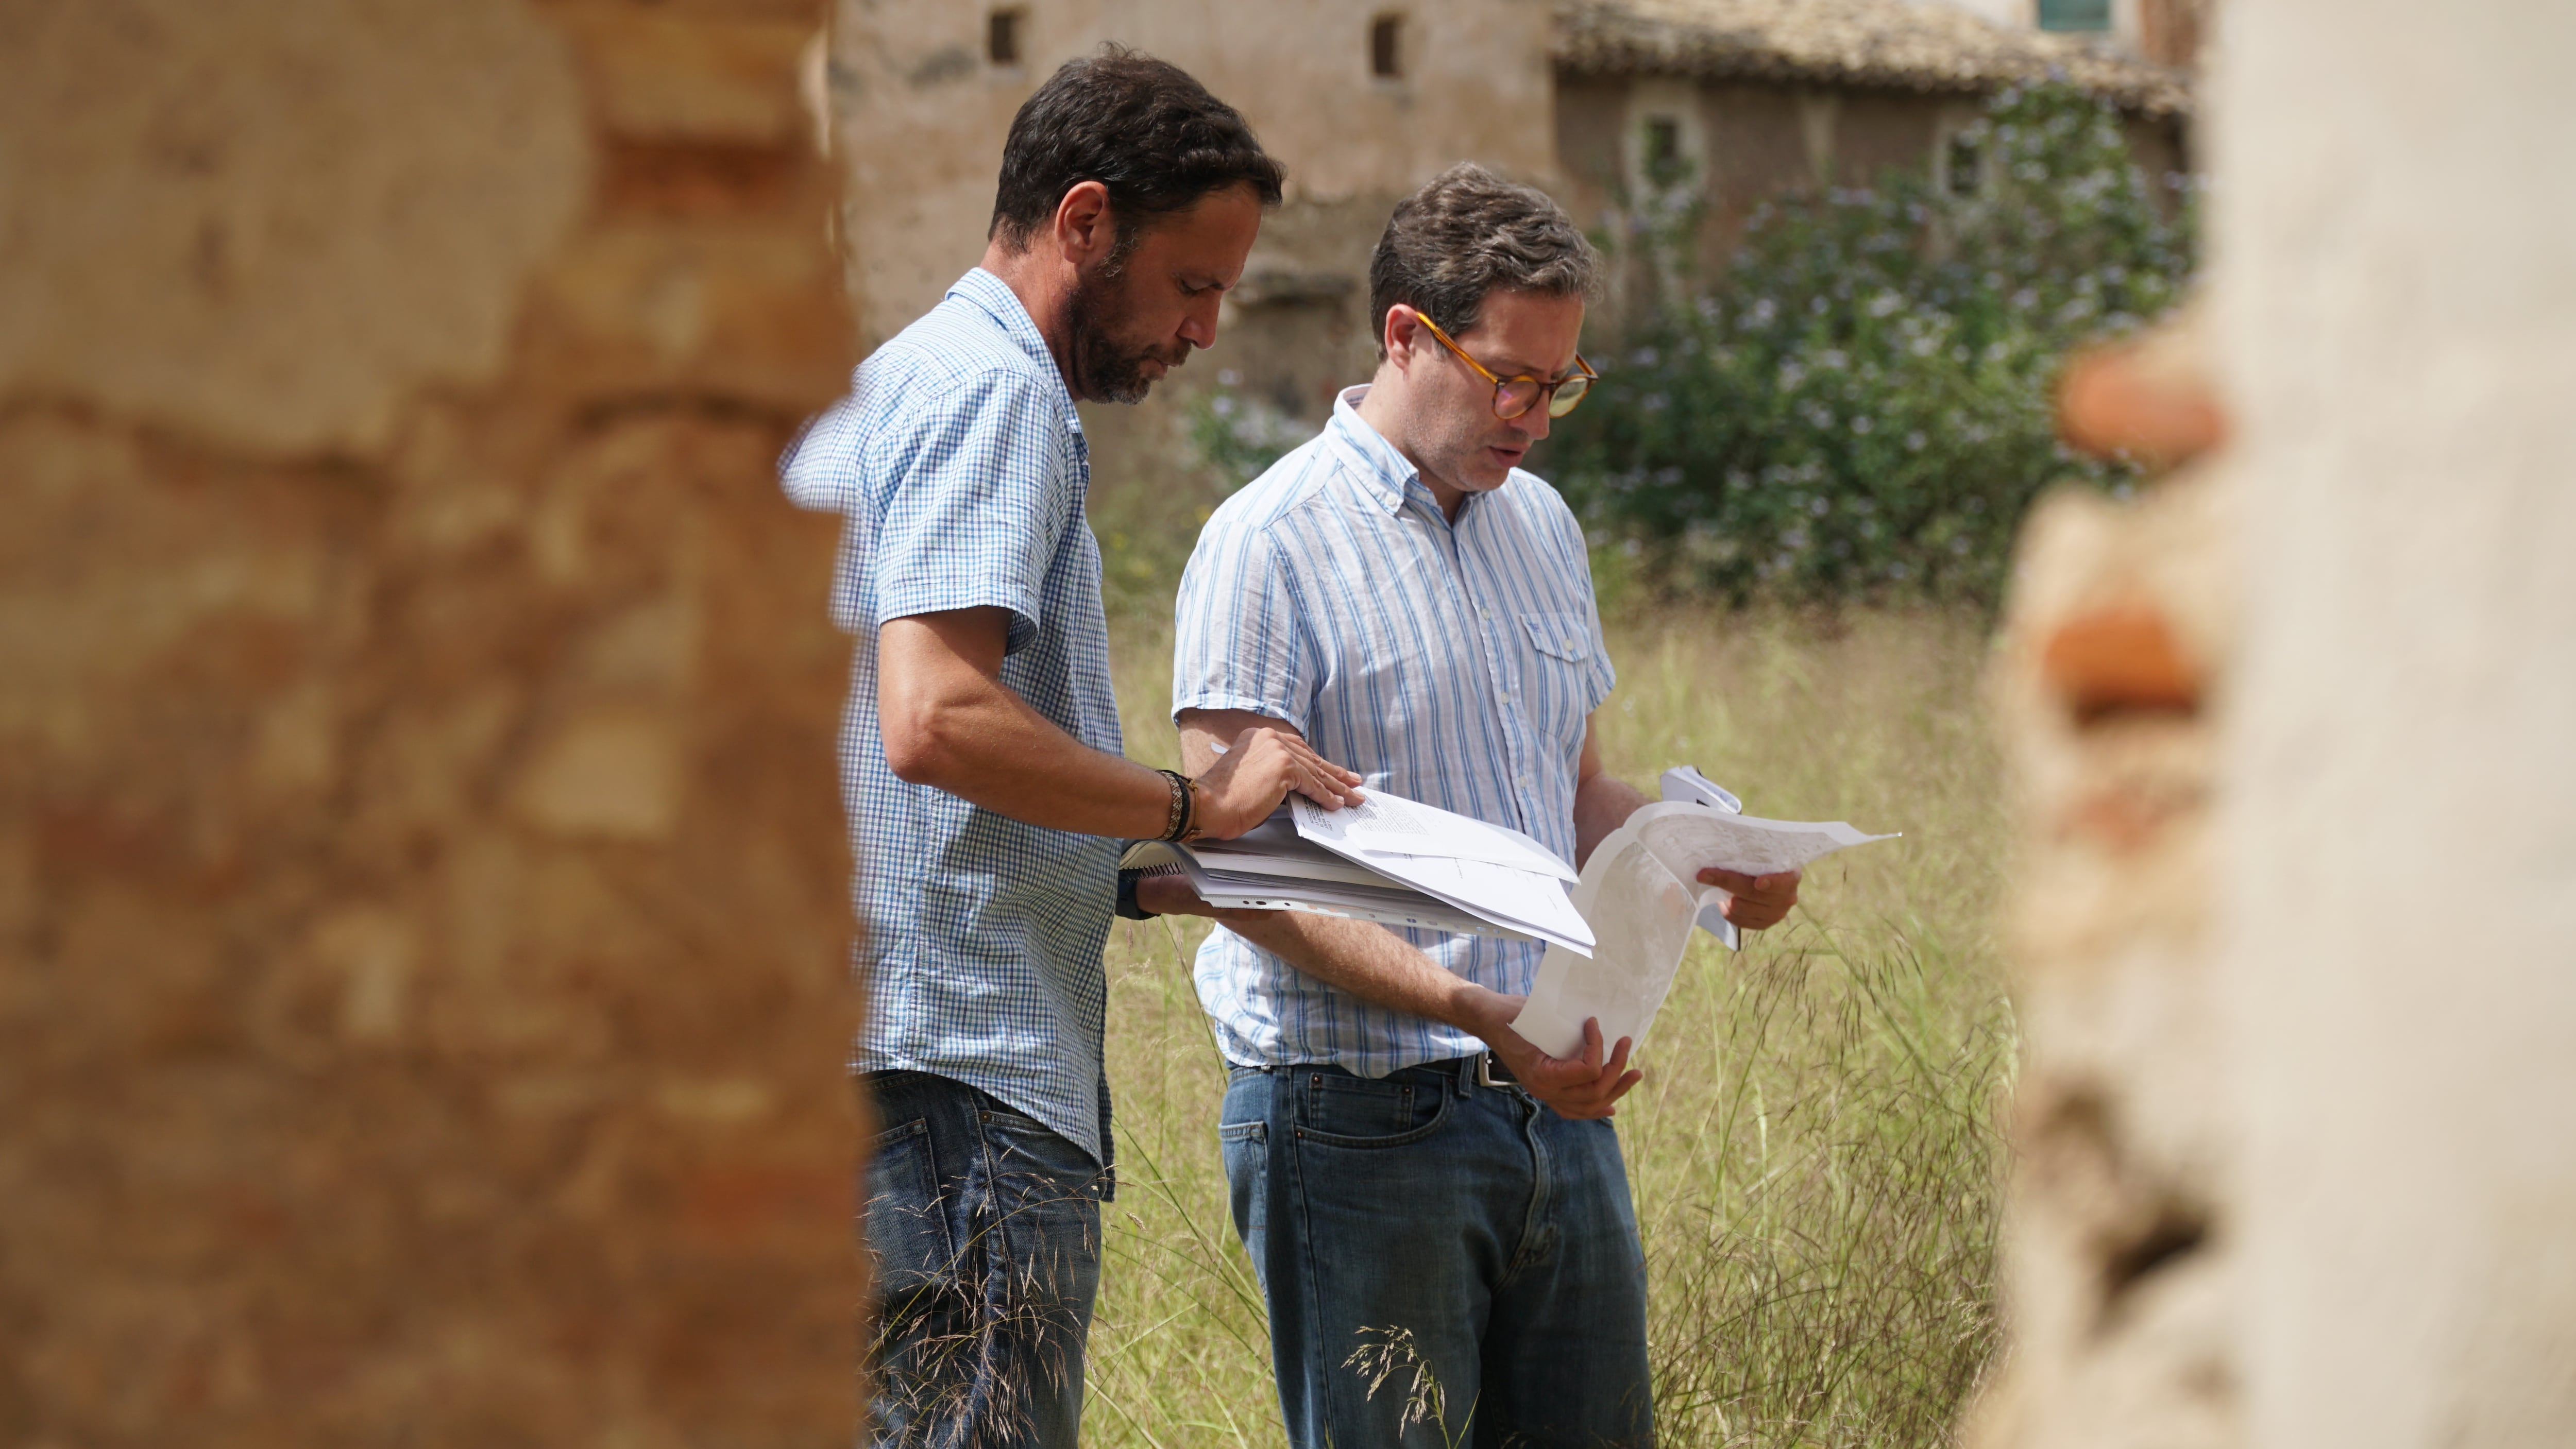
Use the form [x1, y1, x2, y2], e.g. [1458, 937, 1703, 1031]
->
[1370, 14, 1404, 79]
[2037, 0, 2112, 31]
[1644, 116, 1682, 169]
[988, 8, 1025, 67]
[1946, 133, 1982, 197]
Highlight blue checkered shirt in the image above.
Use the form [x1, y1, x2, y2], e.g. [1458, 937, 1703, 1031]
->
[780, 268, 1121, 1171]
[1173, 385, 1617, 1076]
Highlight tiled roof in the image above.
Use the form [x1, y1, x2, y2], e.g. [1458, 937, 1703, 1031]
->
[1554, 0, 2192, 115]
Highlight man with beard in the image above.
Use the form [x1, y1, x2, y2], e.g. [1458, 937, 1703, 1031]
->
[1170, 165, 1803, 1447]
[781, 48, 1361, 1448]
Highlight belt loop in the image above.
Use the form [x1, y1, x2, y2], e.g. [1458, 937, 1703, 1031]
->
[1458, 1054, 1476, 1098]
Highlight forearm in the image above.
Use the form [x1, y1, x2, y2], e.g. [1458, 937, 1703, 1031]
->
[880, 612, 1171, 838]
[890, 673, 1172, 837]
[1572, 768, 1650, 868]
[1223, 913, 1512, 1041]
[1228, 911, 1640, 1117]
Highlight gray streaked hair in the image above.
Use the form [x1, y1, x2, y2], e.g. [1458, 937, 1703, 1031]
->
[1366, 163, 1601, 357]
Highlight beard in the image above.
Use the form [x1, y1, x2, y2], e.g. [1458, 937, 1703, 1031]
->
[1063, 262, 1188, 405]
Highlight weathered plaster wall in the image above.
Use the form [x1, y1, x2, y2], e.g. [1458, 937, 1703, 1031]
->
[0, 1, 863, 1442]
[1976, 0, 2576, 1444]
[2211, 0, 2576, 1441]
[828, 0, 1558, 350]
[1978, 316, 2239, 1449]
[828, 0, 1560, 517]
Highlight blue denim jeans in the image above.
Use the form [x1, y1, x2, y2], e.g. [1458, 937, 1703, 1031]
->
[862, 1070, 1104, 1448]
[1222, 1058, 1655, 1448]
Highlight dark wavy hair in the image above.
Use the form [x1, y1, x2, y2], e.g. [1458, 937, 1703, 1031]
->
[1368, 163, 1601, 356]
[989, 45, 1285, 257]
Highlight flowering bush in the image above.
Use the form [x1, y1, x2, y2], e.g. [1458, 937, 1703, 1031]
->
[1188, 369, 1312, 489]
[1547, 84, 2198, 604]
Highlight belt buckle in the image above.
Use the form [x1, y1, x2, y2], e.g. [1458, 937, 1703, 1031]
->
[1475, 1052, 1506, 1088]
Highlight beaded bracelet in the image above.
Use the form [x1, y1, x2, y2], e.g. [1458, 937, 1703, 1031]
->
[1155, 768, 1199, 842]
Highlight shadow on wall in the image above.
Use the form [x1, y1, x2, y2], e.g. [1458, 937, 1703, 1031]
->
[1, 1, 864, 1440]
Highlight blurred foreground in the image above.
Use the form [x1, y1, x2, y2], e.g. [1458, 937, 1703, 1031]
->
[2, 2, 863, 1440]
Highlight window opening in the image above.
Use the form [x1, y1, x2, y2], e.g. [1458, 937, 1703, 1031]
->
[1645, 116, 1682, 169]
[2037, 0, 2112, 31]
[988, 8, 1025, 66]
[1946, 133, 1982, 197]
[1370, 14, 1404, 79]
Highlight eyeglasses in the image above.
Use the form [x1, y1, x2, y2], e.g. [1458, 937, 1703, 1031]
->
[1412, 312, 1598, 420]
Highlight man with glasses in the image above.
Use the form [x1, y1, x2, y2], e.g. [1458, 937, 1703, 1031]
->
[1162, 165, 1801, 1446]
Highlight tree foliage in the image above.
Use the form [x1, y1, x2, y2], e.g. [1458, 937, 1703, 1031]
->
[1547, 84, 2198, 604]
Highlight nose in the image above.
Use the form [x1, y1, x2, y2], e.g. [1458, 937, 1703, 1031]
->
[1512, 402, 1553, 441]
[1180, 291, 1223, 351]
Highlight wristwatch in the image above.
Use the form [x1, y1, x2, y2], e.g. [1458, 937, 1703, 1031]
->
[1115, 867, 1157, 920]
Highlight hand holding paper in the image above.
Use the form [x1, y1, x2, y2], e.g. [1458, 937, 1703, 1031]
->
[1510, 795, 1897, 1059]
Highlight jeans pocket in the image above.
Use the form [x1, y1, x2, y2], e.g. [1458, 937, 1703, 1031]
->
[1292, 1071, 1451, 1148]
[866, 1117, 957, 1301]
[1219, 1119, 1268, 1240]
[975, 1101, 1105, 1200]
[972, 1107, 1104, 1330]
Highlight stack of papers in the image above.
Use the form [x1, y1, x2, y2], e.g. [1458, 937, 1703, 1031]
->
[1511, 791, 1899, 1059]
[1120, 790, 1596, 954]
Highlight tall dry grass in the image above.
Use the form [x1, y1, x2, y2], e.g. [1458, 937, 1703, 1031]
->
[1084, 606, 2014, 1448]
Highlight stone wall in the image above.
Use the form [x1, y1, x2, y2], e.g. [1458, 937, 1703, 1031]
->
[0, 1, 864, 1442]
[2213, 0, 2576, 1439]
[827, 0, 1562, 546]
[1976, 0, 2576, 1443]
[827, 0, 1559, 352]
[1977, 314, 2239, 1449]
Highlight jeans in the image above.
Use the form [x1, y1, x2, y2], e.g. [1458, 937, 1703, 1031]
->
[862, 1070, 1105, 1449]
[1222, 1058, 1655, 1449]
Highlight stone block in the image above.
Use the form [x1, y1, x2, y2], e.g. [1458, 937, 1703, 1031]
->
[1, 0, 864, 1442]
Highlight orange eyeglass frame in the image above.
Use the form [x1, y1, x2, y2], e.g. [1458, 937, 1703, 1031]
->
[1412, 311, 1600, 420]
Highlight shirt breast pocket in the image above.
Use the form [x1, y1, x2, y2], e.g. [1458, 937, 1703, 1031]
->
[1517, 611, 1599, 750]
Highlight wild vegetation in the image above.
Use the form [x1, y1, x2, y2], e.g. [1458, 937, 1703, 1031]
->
[1082, 607, 2013, 1447]
[1549, 84, 2195, 604]
[1162, 84, 2194, 613]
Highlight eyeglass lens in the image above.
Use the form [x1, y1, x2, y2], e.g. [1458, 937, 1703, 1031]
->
[1495, 374, 1591, 420]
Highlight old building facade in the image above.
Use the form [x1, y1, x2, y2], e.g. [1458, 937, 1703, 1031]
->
[828, 0, 2187, 478]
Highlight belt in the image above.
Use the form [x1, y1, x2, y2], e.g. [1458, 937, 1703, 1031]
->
[1251, 1053, 1522, 1089]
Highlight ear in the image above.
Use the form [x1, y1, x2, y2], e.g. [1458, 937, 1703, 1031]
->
[1051, 180, 1115, 266]
[1381, 304, 1422, 370]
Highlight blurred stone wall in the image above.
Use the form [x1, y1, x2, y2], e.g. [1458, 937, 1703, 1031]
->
[0, 1, 863, 1443]
[1978, 0, 2576, 1444]
[2212, 0, 2576, 1439]
[1980, 315, 2239, 1448]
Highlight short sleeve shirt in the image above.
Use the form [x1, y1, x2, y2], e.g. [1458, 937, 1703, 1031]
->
[1172, 386, 1616, 1076]
[780, 268, 1122, 1170]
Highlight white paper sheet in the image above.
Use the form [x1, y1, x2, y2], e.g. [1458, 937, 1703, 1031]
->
[1293, 792, 1578, 882]
[1659, 765, 1745, 949]
[1358, 851, 1595, 955]
[1510, 803, 1900, 1058]
[1123, 835, 1517, 939]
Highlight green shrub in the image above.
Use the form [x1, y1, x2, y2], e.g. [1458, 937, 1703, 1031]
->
[1189, 369, 1312, 490]
[1547, 84, 2198, 604]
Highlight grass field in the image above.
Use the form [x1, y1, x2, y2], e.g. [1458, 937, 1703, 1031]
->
[1081, 605, 2016, 1448]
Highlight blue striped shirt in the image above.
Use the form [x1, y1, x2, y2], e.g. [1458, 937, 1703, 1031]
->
[779, 267, 1121, 1171]
[1172, 385, 1616, 1075]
